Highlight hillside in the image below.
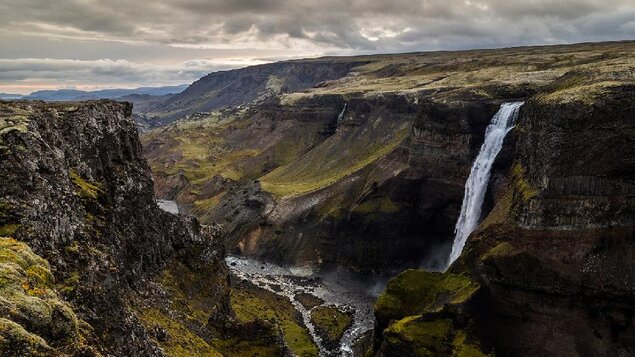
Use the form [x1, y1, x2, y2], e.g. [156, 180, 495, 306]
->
[142, 40, 634, 271]
[140, 41, 634, 355]
[0, 101, 293, 356]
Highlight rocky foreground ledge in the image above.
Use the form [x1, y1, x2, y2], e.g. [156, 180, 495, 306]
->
[0, 101, 247, 356]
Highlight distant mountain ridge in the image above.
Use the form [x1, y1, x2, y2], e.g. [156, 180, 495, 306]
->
[6, 84, 189, 101]
[0, 93, 23, 100]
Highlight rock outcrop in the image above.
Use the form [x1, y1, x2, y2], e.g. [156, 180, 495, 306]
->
[0, 101, 231, 356]
[142, 41, 635, 275]
[368, 62, 634, 356]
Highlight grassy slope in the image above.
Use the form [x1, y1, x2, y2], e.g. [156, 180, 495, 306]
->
[142, 41, 635, 208]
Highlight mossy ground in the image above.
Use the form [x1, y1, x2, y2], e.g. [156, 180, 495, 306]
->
[294, 292, 324, 309]
[309, 306, 353, 346]
[352, 196, 400, 214]
[137, 306, 222, 357]
[375, 269, 480, 323]
[0, 237, 83, 356]
[135, 260, 229, 357]
[230, 283, 319, 357]
[384, 316, 454, 356]
[381, 316, 489, 357]
[69, 169, 102, 200]
[260, 120, 410, 198]
[0, 103, 31, 148]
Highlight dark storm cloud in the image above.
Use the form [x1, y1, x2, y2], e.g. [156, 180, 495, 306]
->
[0, 0, 632, 92]
[1, 0, 632, 50]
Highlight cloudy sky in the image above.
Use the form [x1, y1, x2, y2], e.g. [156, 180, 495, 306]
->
[1, 0, 633, 94]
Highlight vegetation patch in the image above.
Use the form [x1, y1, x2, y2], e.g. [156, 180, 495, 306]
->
[383, 316, 454, 356]
[480, 242, 517, 261]
[260, 121, 410, 198]
[511, 163, 538, 201]
[69, 169, 102, 200]
[0, 238, 82, 355]
[138, 306, 222, 357]
[352, 196, 400, 214]
[375, 269, 480, 324]
[309, 306, 353, 347]
[230, 283, 318, 357]
[294, 293, 324, 310]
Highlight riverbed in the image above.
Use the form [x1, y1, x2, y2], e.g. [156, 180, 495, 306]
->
[226, 256, 388, 356]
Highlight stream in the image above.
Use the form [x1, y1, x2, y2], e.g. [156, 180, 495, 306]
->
[226, 256, 387, 356]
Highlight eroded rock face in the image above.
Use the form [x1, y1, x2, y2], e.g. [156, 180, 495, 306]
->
[369, 72, 635, 356]
[0, 100, 230, 356]
[142, 41, 635, 275]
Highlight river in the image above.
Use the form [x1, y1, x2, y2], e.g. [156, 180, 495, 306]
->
[226, 256, 388, 356]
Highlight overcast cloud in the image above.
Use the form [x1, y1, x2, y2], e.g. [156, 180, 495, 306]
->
[0, 0, 633, 93]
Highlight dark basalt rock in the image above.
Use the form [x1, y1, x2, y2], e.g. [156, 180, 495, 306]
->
[369, 75, 635, 357]
[0, 100, 231, 356]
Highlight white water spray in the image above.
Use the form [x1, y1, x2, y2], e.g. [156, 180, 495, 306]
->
[445, 102, 523, 269]
[337, 103, 347, 123]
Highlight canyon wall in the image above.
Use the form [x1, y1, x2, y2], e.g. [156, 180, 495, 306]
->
[0, 101, 233, 356]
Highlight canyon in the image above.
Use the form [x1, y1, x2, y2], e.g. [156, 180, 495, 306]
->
[0, 40, 633, 356]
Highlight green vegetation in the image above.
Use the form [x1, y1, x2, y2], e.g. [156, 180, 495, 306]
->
[384, 316, 454, 356]
[135, 260, 228, 357]
[231, 285, 318, 357]
[480, 242, 517, 261]
[375, 269, 480, 324]
[381, 316, 490, 356]
[0, 238, 81, 355]
[0, 224, 20, 237]
[310, 306, 353, 346]
[353, 196, 400, 214]
[511, 163, 538, 201]
[294, 293, 324, 309]
[69, 169, 102, 200]
[0, 318, 52, 357]
[138, 307, 222, 357]
[260, 120, 410, 198]
[452, 330, 490, 357]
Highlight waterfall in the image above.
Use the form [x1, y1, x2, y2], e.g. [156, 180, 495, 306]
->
[337, 103, 347, 123]
[445, 102, 524, 269]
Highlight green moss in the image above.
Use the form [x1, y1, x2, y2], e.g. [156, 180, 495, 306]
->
[231, 285, 318, 357]
[69, 169, 102, 200]
[353, 197, 400, 214]
[511, 163, 538, 201]
[64, 242, 79, 255]
[452, 330, 491, 357]
[375, 270, 480, 324]
[383, 316, 454, 356]
[260, 121, 411, 198]
[480, 242, 516, 261]
[0, 238, 81, 352]
[134, 261, 281, 357]
[0, 318, 52, 357]
[0, 224, 20, 237]
[138, 307, 222, 357]
[0, 114, 29, 148]
[294, 293, 324, 309]
[58, 271, 79, 294]
[310, 306, 353, 345]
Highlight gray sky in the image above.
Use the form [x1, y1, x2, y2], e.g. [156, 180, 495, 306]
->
[1, 0, 633, 94]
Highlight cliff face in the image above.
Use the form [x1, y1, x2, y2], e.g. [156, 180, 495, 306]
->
[0, 101, 231, 356]
[137, 60, 366, 127]
[143, 41, 634, 273]
[370, 64, 634, 356]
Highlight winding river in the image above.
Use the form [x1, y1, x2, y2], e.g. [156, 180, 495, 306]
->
[226, 256, 387, 356]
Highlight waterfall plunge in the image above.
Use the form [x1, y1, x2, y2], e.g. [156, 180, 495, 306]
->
[445, 102, 524, 270]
